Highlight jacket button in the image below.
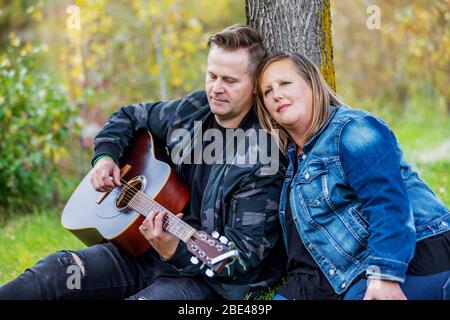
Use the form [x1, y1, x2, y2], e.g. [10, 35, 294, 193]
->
[301, 154, 307, 160]
[341, 282, 346, 289]
[304, 172, 310, 180]
[308, 243, 314, 251]
[329, 269, 335, 276]
[441, 221, 448, 228]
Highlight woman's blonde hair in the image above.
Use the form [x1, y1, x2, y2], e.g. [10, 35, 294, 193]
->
[255, 52, 345, 151]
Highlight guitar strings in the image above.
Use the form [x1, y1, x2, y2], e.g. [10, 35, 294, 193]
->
[109, 177, 229, 262]
[114, 178, 203, 241]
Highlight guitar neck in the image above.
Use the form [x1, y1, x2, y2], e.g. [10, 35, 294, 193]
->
[128, 191, 195, 242]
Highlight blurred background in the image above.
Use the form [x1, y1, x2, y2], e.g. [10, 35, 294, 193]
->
[0, 0, 449, 285]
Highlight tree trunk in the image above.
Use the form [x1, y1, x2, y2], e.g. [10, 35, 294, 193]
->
[246, 0, 336, 91]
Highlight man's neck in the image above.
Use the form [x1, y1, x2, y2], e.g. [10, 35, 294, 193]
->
[214, 108, 252, 129]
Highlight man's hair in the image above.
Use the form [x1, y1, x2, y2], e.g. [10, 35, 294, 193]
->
[207, 24, 266, 79]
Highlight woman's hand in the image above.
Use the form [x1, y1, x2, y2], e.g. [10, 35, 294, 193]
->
[363, 279, 407, 300]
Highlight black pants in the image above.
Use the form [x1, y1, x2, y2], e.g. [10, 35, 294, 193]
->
[0, 243, 220, 300]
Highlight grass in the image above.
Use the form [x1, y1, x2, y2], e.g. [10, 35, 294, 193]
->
[390, 112, 450, 206]
[0, 206, 84, 284]
[0, 113, 448, 297]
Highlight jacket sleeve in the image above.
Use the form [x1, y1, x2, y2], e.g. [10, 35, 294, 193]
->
[165, 160, 285, 279]
[92, 98, 182, 165]
[338, 115, 416, 283]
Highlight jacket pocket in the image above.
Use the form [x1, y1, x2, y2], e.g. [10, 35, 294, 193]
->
[298, 161, 329, 208]
[231, 198, 267, 243]
[298, 161, 327, 185]
[347, 207, 370, 242]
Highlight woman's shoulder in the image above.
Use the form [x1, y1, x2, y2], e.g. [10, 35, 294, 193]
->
[330, 106, 395, 152]
[331, 105, 375, 123]
[330, 105, 393, 131]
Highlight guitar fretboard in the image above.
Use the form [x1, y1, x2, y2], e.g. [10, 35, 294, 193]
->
[128, 191, 195, 242]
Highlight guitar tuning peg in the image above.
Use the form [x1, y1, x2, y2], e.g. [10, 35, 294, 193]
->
[219, 235, 229, 245]
[205, 269, 214, 277]
[211, 231, 220, 239]
[190, 256, 200, 265]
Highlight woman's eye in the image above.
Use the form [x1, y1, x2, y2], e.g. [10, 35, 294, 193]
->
[281, 81, 291, 85]
[264, 89, 272, 96]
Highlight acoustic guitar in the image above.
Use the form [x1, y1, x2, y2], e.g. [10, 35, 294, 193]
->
[61, 130, 237, 276]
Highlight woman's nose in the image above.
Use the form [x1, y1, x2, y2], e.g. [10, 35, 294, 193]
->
[272, 88, 282, 101]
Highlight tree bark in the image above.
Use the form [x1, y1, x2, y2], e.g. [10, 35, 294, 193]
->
[246, 0, 336, 91]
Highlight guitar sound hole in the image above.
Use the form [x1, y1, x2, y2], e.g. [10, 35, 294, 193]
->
[115, 176, 147, 211]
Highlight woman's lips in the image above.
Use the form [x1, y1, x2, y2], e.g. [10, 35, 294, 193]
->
[277, 104, 290, 112]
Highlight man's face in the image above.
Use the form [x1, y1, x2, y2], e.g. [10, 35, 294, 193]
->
[205, 46, 254, 127]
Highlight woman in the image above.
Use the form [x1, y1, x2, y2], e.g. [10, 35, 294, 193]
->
[255, 52, 450, 300]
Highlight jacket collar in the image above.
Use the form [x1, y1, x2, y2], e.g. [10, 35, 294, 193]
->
[287, 104, 340, 154]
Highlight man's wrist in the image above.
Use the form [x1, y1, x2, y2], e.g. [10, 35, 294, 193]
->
[92, 154, 114, 168]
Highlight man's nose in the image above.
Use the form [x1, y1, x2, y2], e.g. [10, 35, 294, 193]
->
[212, 80, 225, 93]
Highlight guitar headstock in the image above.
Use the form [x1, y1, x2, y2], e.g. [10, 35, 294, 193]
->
[185, 230, 238, 277]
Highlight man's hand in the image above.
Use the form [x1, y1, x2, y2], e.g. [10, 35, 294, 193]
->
[139, 210, 182, 260]
[363, 279, 407, 300]
[91, 156, 121, 192]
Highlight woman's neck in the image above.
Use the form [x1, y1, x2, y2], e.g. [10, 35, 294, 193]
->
[286, 127, 307, 155]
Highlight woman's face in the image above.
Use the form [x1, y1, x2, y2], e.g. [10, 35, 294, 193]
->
[260, 59, 313, 132]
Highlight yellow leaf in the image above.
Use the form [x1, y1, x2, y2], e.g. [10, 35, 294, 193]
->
[171, 76, 182, 86]
[151, 64, 160, 75]
[53, 122, 61, 131]
[32, 10, 43, 22]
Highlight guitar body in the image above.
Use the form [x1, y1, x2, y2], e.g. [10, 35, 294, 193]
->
[61, 130, 190, 256]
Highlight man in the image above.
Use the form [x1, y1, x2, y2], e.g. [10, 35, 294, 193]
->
[0, 25, 285, 300]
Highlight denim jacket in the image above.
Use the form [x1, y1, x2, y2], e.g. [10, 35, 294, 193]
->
[279, 105, 450, 295]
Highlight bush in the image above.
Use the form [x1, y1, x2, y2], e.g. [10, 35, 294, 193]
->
[0, 37, 78, 212]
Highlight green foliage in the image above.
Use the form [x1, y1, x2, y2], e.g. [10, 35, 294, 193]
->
[0, 36, 78, 211]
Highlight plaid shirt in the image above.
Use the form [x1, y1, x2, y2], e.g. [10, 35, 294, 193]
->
[93, 90, 286, 299]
